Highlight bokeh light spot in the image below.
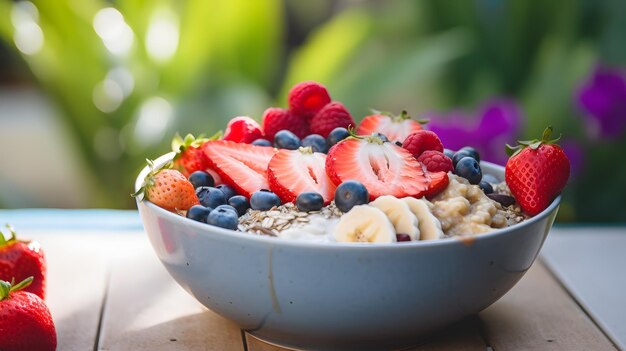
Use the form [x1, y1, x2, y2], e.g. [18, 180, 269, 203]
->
[133, 97, 173, 146]
[145, 9, 179, 63]
[93, 7, 134, 56]
[93, 79, 124, 113]
[11, 1, 43, 55]
[106, 67, 135, 97]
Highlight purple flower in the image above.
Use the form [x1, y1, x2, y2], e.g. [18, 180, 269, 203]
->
[427, 99, 522, 165]
[560, 139, 585, 177]
[576, 65, 626, 139]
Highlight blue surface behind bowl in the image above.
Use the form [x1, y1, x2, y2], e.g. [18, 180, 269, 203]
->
[136, 155, 559, 351]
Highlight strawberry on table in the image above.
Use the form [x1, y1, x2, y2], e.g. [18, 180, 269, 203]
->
[325, 133, 430, 200]
[309, 102, 355, 138]
[262, 107, 310, 140]
[223, 116, 264, 144]
[203, 140, 278, 198]
[288, 81, 331, 120]
[268, 147, 337, 204]
[357, 110, 425, 142]
[0, 277, 57, 351]
[133, 161, 200, 212]
[505, 126, 570, 216]
[0, 225, 46, 300]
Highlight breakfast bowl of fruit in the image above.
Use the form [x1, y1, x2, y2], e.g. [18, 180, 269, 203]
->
[134, 82, 570, 350]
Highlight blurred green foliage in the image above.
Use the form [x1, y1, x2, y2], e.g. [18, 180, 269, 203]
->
[1, 0, 625, 221]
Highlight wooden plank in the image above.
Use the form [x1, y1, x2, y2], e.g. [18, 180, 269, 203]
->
[246, 334, 291, 351]
[96, 234, 245, 351]
[244, 313, 486, 351]
[542, 227, 626, 349]
[409, 317, 486, 351]
[479, 261, 617, 350]
[30, 230, 109, 351]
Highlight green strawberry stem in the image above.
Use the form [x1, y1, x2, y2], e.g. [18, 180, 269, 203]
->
[369, 109, 429, 124]
[171, 131, 222, 156]
[0, 276, 33, 301]
[506, 126, 562, 158]
[298, 146, 314, 155]
[0, 224, 16, 247]
[131, 159, 173, 200]
[346, 127, 386, 144]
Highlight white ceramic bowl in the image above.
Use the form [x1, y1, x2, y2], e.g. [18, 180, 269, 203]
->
[135, 153, 560, 350]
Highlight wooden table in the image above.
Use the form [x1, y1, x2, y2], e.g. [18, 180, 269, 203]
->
[0, 210, 623, 350]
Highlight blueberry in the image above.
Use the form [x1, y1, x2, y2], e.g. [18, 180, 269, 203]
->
[326, 127, 350, 147]
[188, 171, 214, 189]
[186, 205, 212, 223]
[334, 180, 369, 213]
[296, 192, 324, 212]
[482, 174, 500, 184]
[443, 148, 455, 159]
[454, 157, 482, 184]
[228, 195, 250, 216]
[274, 130, 301, 150]
[252, 138, 273, 147]
[206, 206, 239, 230]
[216, 184, 238, 199]
[214, 204, 239, 216]
[479, 180, 494, 194]
[250, 190, 281, 210]
[301, 134, 327, 153]
[196, 186, 227, 208]
[452, 147, 480, 166]
[372, 133, 389, 142]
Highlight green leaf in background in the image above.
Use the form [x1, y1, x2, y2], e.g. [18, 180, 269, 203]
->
[279, 8, 372, 101]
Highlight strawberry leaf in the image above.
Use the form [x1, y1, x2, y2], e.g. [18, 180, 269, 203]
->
[507, 125, 563, 159]
[0, 224, 16, 247]
[0, 276, 33, 301]
[131, 159, 173, 200]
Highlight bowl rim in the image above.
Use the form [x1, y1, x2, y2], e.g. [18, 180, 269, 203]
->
[135, 152, 560, 251]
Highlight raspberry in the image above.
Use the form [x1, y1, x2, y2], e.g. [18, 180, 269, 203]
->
[262, 107, 309, 140]
[403, 130, 444, 158]
[417, 150, 453, 173]
[288, 81, 331, 120]
[223, 116, 264, 143]
[309, 102, 355, 138]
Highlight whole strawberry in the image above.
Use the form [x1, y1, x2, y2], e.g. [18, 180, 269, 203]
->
[0, 225, 46, 300]
[133, 161, 200, 212]
[0, 277, 57, 351]
[172, 133, 211, 177]
[505, 126, 570, 216]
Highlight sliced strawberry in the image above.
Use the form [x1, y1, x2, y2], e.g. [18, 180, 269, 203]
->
[357, 111, 424, 142]
[423, 170, 449, 199]
[325, 136, 430, 200]
[202, 140, 277, 198]
[268, 148, 336, 204]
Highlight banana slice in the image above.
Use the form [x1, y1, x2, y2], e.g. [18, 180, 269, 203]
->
[334, 205, 396, 243]
[402, 197, 444, 240]
[370, 195, 420, 240]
